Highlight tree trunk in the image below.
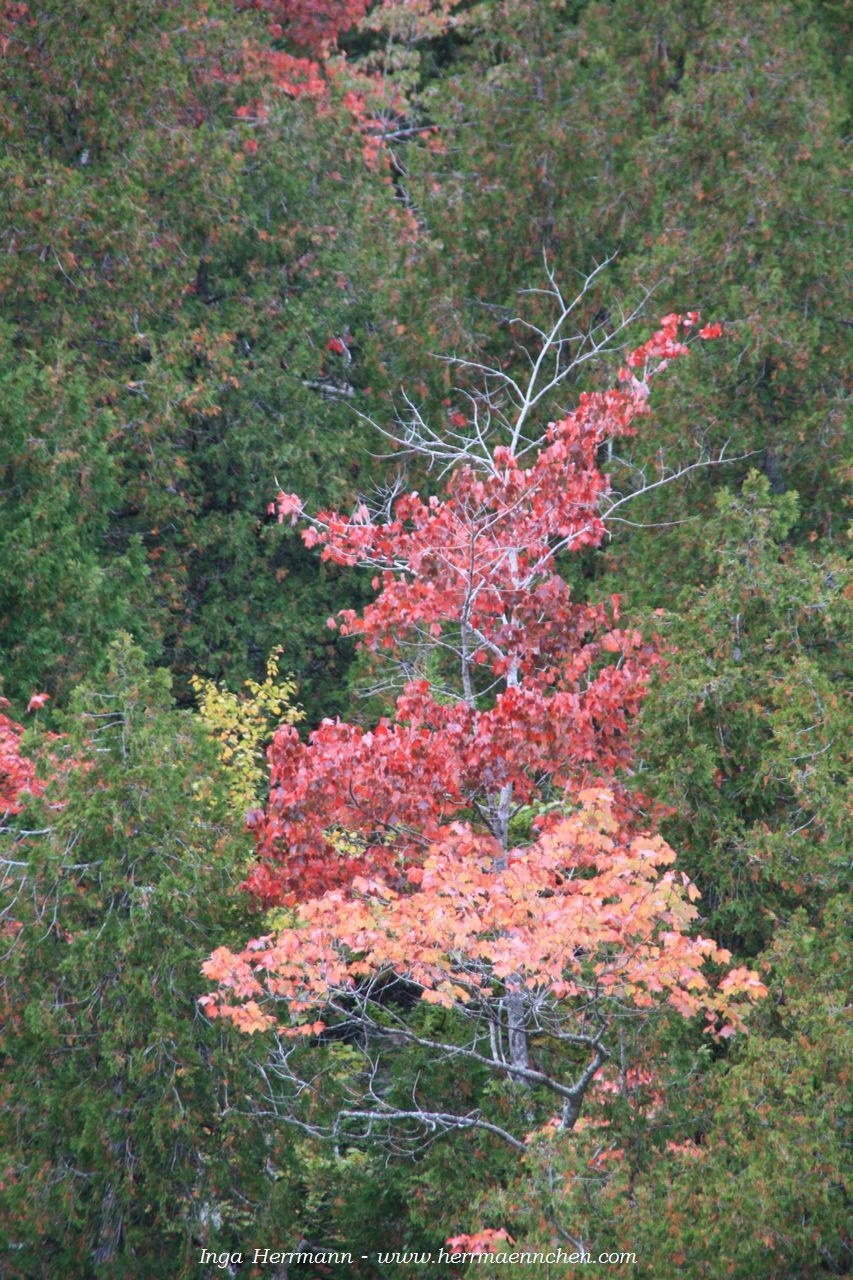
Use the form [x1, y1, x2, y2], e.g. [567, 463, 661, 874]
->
[504, 989, 530, 1084]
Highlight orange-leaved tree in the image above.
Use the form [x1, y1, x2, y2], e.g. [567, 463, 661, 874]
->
[202, 306, 765, 1151]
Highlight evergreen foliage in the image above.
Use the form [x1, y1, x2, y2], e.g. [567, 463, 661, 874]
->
[0, 1, 847, 1275]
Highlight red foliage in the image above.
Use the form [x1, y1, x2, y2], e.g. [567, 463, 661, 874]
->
[203, 789, 766, 1038]
[1, 692, 75, 819]
[203, 316, 765, 1107]
[0, 2, 31, 58]
[236, 1, 444, 170]
[446, 1229, 515, 1254]
[244, 0, 370, 55]
[248, 315, 716, 906]
[0, 698, 45, 815]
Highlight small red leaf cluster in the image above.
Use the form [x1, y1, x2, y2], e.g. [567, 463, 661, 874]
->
[446, 1229, 515, 1254]
[0, 696, 48, 815]
[237, 1, 417, 169]
[245, 0, 370, 56]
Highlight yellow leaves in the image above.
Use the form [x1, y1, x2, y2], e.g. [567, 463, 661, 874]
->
[331, 829, 372, 862]
[190, 646, 303, 814]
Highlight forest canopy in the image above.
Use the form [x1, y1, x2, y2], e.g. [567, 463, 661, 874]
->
[0, 2, 849, 1277]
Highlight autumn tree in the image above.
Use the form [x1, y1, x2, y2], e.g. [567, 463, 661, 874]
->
[202, 310, 764, 1155]
[1, 0, 845, 1266]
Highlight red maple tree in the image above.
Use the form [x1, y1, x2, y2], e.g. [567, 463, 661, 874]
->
[202, 309, 765, 1150]
[243, 310, 712, 906]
